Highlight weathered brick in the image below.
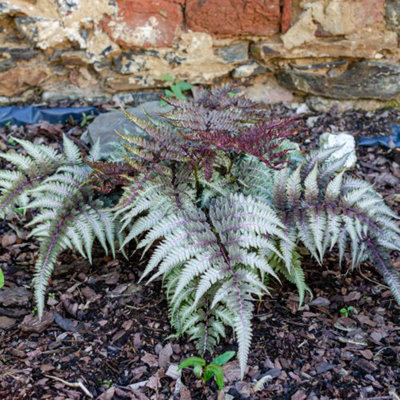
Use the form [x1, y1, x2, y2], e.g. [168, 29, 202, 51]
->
[281, 0, 292, 33]
[185, 0, 280, 36]
[101, 0, 183, 48]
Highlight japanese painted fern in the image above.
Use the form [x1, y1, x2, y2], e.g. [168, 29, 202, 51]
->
[0, 86, 398, 378]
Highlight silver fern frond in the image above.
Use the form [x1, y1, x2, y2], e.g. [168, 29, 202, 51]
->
[120, 189, 292, 378]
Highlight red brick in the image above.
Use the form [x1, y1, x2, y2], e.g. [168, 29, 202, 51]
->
[281, 0, 292, 33]
[101, 0, 183, 48]
[185, 0, 281, 36]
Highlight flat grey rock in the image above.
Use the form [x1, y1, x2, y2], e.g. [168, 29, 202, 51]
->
[277, 61, 400, 100]
[87, 101, 173, 155]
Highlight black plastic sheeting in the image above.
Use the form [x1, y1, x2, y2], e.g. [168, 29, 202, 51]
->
[0, 106, 98, 126]
[358, 125, 400, 148]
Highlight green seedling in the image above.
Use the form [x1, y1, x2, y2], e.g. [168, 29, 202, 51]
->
[103, 379, 113, 388]
[80, 112, 94, 128]
[339, 306, 355, 318]
[0, 268, 4, 289]
[8, 137, 17, 145]
[160, 75, 193, 106]
[178, 351, 235, 390]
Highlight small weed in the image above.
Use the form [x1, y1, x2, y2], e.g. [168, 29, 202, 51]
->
[80, 113, 95, 128]
[103, 379, 113, 388]
[178, 351, 235, 390]
[0, 268, 4, 289]
[160, 75, 193, 105]
[339, 306, 355, 318]
[8, 137, 17, 146]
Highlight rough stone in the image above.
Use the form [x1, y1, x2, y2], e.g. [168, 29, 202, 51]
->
[281, 9, 317, 49]
[41, 87, 107, 103]
[232, 62, 268, 78]
[60, 51, 92, 66]
[252, 30, 397, 60]
[320, 132, 357, 168]
[295, 103, 310, 114]
[0, 59, 15, 72]
[15, 16, 66, 50]
[104, 32, 237, 88]
[0, 64, 51, 97]
[1, 0, 400, 105]
[9, 0, 116, 51]
[279, 0, 386, 50]
[101, 0, 183, 48]
[243, 75, 296, 104]
[87, 101, 173, 154]
[306, 0, 385, 36]
[278, 0, 388, 51]
[386, 0, 400, 32]
[215, 42, 249, 64]
[112, 91, 162, 106]
[306, 97, 388, 113]
[277, 61, 400, 100]
[185, 0, 280, 36]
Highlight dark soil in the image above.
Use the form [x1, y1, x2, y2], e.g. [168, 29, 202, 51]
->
[0, 104, 399, 400]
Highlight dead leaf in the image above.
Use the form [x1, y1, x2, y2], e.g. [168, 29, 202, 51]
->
[224, 361, 246, 383]
[357, 315, 376, 327]
[179, 385, 192, 400]
[97, 387, 115, 400]
[316, 362, 334, 374]
[1, 232, 17, 247]
[158, 343, 173, 369]
[81, 286, 100, 301]
[142, 352, 158, 368]
[291, 389, 307, 400]
[343, 291, 361, 302]
[146, 370, 162, 390]
[40, 364, 55, 373]
[359, 349, 373, 360]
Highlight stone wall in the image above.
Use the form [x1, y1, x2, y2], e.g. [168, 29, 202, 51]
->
[1, 0, 399, 106]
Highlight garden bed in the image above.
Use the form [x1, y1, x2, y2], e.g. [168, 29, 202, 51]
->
[0, 103, 399, 399]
